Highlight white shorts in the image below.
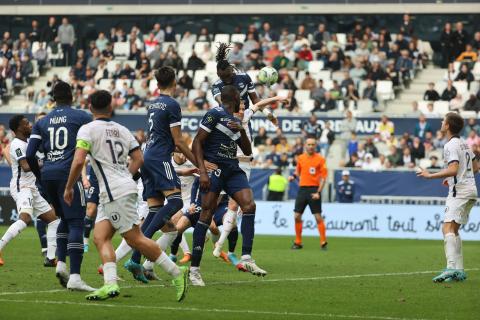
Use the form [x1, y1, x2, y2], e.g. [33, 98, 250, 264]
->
[444, 197, 476, 225]
[97, 193, 141, 234]
[11, 187, 51, 218]
[239, 161, 252, 181]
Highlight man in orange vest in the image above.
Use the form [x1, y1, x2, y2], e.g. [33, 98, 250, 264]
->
[289, 138, 328, 250]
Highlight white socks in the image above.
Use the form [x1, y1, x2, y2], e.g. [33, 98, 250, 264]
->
[454, 235, 464, 270]
[56, 260, 67, 274]
[69, 273, 81, 282]
[115, 239, 132, 262]
[210, 231, 220, 244]
[155, 251, 180, 277]
[46, 219, 60, 260]
[444, 233, 456, 269]
[143, 231, 178, 270]
[179, 234, 190, 254]
[103, 262, 117, 285]
[216, 209, 236, 248]
[0, 220, 27, 251]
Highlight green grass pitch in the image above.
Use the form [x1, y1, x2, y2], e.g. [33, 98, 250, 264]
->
[0, 226, 478, 320]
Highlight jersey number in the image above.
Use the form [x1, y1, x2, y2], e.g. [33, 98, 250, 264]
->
[106, 139, 125, 165]
[148, 113, 154, 131]
[47, 127, 68, 150]
[466, 152, 472, 171]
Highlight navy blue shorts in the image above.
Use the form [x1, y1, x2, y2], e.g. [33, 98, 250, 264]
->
[142, 157, 181, 199]
[208, 165, 250, 197]
[185, 194, 229, 227]
[42, 179, 86, 219]
[86, 168, 99, 205]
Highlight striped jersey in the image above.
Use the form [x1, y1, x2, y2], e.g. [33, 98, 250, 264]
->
[76, 118, 140, 204]
[9, 138, 37, 192]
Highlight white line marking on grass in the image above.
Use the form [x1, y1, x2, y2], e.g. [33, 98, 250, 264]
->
[0, 298, 431, 320]
[0, 268, 478, 296]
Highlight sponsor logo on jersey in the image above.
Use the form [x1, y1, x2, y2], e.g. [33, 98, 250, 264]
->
[15, 148, 22, 157]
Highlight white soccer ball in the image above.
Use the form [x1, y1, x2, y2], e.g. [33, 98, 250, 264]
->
[258, 66, 279, 86]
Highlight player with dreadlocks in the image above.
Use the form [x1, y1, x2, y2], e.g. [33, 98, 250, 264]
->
[210, 43, 286, 274]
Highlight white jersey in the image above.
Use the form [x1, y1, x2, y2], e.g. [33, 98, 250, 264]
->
[172, 158, 195, 205]
[9, 138, 37, 192]
[77, 119, 140, 204]
[443, 136, 477, 199]
[237, 108, 254, 158]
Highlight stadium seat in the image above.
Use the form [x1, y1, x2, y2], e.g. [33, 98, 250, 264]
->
[357, 99, 373, 114]
[452, 81, 468, 95]
[162, 42, 177, 53]
[188, 89, 198, 101]
[417, 101, 430, 114]
[460, 111, 477, 119]
[435, 80, 447, 94]
[294, 89, 311, 103]
[331, 71, 344, 82]
[376, 80, 394, 101]
[336, 33, 347, 47]
[433, 101, 449, 115]
[230, 34, 246, 43]
[115, 79, 132, 91]
[194, 42, 209, 56]
[205, 61, 217, 77]
[323, 79, 334, 91]
[98, 79, 112, 91]
[472, 62, 480, 80]
[308, 60, 324, 74]
[193, 70, 208, 88]
[277, 89, 290, 98]
[113, 42, 130, 59]
[30, 60, 39, 78]
[453, 61, 461, 72]
[419, 158, 432, 169]
[311, 70, 331, 81]
[214, 34, 230, 44]
[107, 60, 121, 74]
[132, 79, 144, 93]
[47, 43, 63, 65]
[123, 60, 137, 69]
[178, 42, 193, 56]
[300, 99, 315, 113]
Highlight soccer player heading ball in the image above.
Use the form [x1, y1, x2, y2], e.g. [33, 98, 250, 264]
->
[417, 112, 478, 283]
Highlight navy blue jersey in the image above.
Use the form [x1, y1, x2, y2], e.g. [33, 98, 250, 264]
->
[28, 106, 91, 180]
[199, 105, 242, 166]
[144, 94, 182, 160]
[212, 72, 255, 109]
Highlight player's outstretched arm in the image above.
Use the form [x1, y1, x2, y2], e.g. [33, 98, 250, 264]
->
[171, 126, 198, 167]
[128, 149, 144, 176]
[64, 148, 88, 206]
[417, 162, 459, 179]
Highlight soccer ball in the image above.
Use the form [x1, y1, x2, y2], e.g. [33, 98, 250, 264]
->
[258, 66, 278, 86]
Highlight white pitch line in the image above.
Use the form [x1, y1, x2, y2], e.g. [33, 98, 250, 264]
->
[1, 268, 478, 296]
[0, 298, 431, 320]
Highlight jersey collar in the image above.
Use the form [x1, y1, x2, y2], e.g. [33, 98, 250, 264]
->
[449, 135, 460, 141]
[96, 117, 111, 122]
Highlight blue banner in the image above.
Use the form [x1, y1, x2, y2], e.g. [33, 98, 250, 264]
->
[0, 113, 442, 136]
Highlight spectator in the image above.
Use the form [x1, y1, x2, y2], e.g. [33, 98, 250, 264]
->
[300, 71, 316, 90]
[378, 115, 394, 141]
[318, 121, 335, 156]
[151, 23, 165, 43]
[414, 114, 432, 140]
[164, 52, 183, 70]
[312, 23, 331, 50]
[144, 32, 159, 56]
[362, 153, 380, 171]
[401, 13, 414, 36]
[95, 32, 109, 53]
[423, 102, 440, 118]
[329, 80, 342, 100]
[449, 93, 463, 111]
[191, 90, 209, 110]
[254, 127, 269, 146]
[87, 48, 100, 70]
[427, 155, 441, 169]
[463, 117, 480, 138]
[423, 82, 440, 101]
[402, 147, 414, 168]
[433, 130, 447, 149]
[186, 51, 205, 71]
[111, 90, 126, 109]
[58, 17, 75, 66]
[410, 137, 425, 160]
[347, 132, 358, 157]
[350, 61, 367, 86]
[301, 114, 321, 139]
[28, 20, 41, 43]
[119, 63, 136, 80]
[362, 78, 378, 109]
[456, 43, 478, 63]
[455, 63, 474, 89]
[344, 83, 359, 109]
[364, 137, 379, 158]
[411, 101, 422, 117]
[395, 33, 409, 50]
[123, 87, 141, 110]
[466, 130, 480, 149]
[395, 49, 413, 83]
[291, 137, 304, 156]
[260, 22, 279, 42]
[464, 94, 480, 113]
[453, 22, 469, 58]
[311, 79, 326, 107]
[228, 43, 244, 68]
[178, 73, 193, 90]
[441, 80, 457, 101]
[164, 25, 176, 42]
[340, 110, 357, 140]
[41, 16, 57, 44]
[34, 89, 49, 109]
[271, 49, 290, 71]
[313, 91, 336, 112]
[326, 51, 341, 71]
[33, 42, 48, 72]
[296, 44, 313, 70]
[275, 153, 290, 168]
[72, 61, 85, 80]
[275, 137, 291, 154]
[471, 31, 480, 51]
[271, 128, 284, 146]
[345, 152, 361, 168]
[267, 168, 288, 201]
[367, 62, 389, 81]
[176, 89, 188, 109]
[265, 42, 281, 64]
[336, 170, 355, 203]
[387, 145, 402, 167]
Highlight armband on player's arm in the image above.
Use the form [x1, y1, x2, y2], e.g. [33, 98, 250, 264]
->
[76, 139, 91, 151]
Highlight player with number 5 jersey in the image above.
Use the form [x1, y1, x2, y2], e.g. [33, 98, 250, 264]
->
[26, 81, 94, 292]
